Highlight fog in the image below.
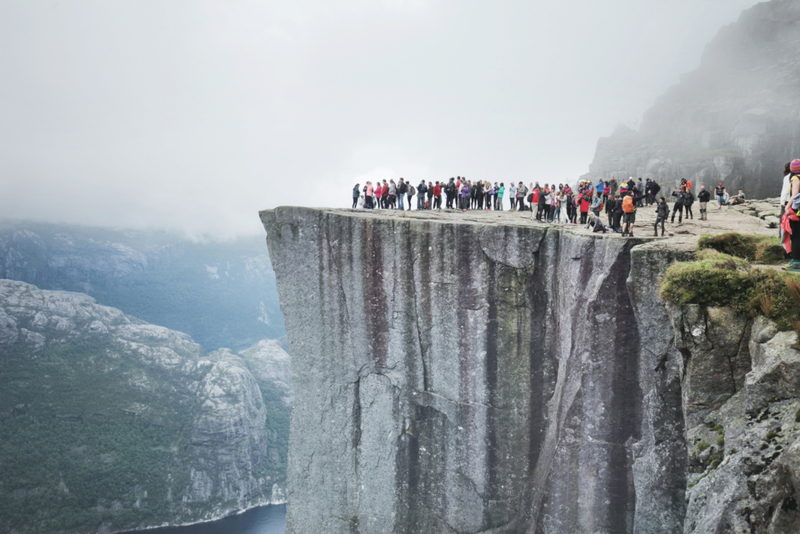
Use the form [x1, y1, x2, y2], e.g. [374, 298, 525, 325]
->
[0, 0, 761, 238]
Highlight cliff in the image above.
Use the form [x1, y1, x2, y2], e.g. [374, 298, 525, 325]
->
[0, 280, 289, 534]
[261, 207, 800, 534]
[584, 0, 800, 198]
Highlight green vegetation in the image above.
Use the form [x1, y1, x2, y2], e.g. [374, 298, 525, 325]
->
[660, 247, 800, 340]
[0, 332, 289, 533]
[696, 441, 711, 453]
[698, 233, 787, 264]
[0, 337, 198, 532]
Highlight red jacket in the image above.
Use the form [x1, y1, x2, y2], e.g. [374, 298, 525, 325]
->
[579, 195, 590, 212]
[532, 190, 540, 204]
[433, 185, 442, 196]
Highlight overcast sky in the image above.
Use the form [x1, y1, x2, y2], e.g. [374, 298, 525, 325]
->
[0, 0, 761, 238]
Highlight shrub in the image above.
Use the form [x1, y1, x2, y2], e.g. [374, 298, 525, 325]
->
[660, 253, 800, 339]
[697, 441, 711, 452]
[698, 233, 787, 264]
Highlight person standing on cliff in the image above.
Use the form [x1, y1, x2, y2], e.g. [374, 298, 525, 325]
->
[783, 159, 800, 272]
[406, 182, 415, 210]
[517, 181, 528, 211]
[621, 191, 636, 237]
[388, 179, 397, 209]
[780, 162, 792, 229]
[397, 178, 407, 210]
[654, 197, 670, 236]
[445, 178, 456, 209]
[496, 183, 505, 210]
[417, 180, 427, 210]
[715, 183, 726, 208]
[460, 180, 470, 212]
[433, 181, 442, 210]
[683, 187, 695, 219]
[352, 183, 360, 209]
[697, 186, 710, 220]
[671, 187, 687, 224]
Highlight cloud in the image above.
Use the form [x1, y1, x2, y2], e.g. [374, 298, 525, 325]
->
[0, 0, 762, 236]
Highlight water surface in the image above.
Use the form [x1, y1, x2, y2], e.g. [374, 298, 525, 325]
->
[120, 505, 285, 534]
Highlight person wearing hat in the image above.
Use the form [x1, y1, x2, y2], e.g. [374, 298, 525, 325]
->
[784, 159, 800, 272]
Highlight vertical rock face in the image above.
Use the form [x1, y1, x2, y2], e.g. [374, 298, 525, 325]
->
[262, 208, 697, 533]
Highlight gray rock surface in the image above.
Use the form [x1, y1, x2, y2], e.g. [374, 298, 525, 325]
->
[583, 0, 800, 199]
[262, 207, 800, 534]
[0, 280, 287, 534]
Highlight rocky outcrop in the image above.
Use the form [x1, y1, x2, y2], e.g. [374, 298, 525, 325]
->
[262, 207, 800, 534]
[0, 280, 288, 534]
[584, 0, 800, 198]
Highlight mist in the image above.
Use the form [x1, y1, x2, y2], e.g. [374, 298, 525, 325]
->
[0, 0, 761, 238]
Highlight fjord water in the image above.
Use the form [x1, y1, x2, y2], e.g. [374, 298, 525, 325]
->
[120, 505, 285, 534]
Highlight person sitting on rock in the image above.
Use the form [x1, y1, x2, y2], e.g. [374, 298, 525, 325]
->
[729, 189, 746, 205]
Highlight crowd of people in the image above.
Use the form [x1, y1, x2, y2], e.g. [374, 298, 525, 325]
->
[348, 163, 800, 269]
[352, 176, 675, 237]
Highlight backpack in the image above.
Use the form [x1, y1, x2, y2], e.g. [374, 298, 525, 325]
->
[446, 182, 456, 194]
[622, 195, 634, 213]
[408, 185, 416, 196]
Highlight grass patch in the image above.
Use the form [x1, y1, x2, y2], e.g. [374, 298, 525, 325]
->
[660, 252, 800, 340]
[698, 233, 787, 264]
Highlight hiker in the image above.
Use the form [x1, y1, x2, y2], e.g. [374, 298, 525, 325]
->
[397, 178, 406, 210]
[586, 212, 608, 233]
[517, 182, 528, 211]
[697, 186, 710, 220]
[621, 190, 636, 237]
[671, 187, 687, 224]
[590, 194, 602, 217]
[406, 181, 415, 210]
[781, 163, 792, 223]
[352, 183, 360, 209]
[388, 179, 397, 209]
[508, 183, 517, 210]
[578, 191, 591, 224]
[654, 197, 670, 236]
[365, 181, 374, 209]
[460, 181, 470, 211]
[729, 189, 746, 205]
[496, 183, 505, 210]
[683, 188, 695, 219]
[416, 180, 427, 210]
[715, 183, 726, 208]
[785, 159, 800, 272]
[610, 194, 623, 232]
[433, 181, 442, 210]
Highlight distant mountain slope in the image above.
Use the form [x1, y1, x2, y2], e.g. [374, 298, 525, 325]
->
[584, 0, 800, 197]
[0, 280, 290, 534]
[0, 221, 285, 351]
